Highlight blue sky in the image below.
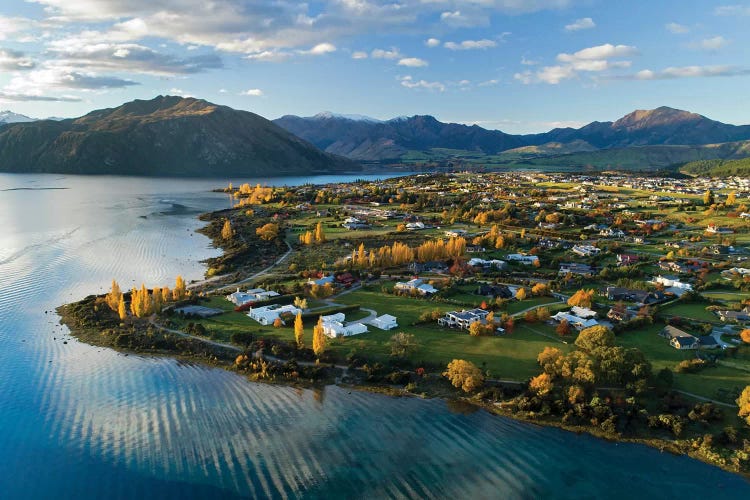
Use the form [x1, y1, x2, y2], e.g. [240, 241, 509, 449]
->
[0, 0, 749, 133]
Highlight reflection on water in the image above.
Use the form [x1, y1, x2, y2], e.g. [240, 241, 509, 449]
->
[0, 172, 748, 499]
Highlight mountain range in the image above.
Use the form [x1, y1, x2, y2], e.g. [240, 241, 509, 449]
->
[0, 96, 357, 176]
[1, 96, 749, 176]
[274, 106, 750, 166]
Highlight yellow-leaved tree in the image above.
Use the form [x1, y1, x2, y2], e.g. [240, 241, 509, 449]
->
[256, 223, 279, 241]
[515, 287, 527, 301]
[221, 219, 233, 240]
[106, 279, 122, 312]
[314, 221, 326, 243]
[737, 386, 750, 426]
[312, 316, 326, 356]
[567, 289, 595, 308]
[294, 312, 305, 348]
[173, 275, 187, 301]
[443, 359, 485, 393]
[117, 296, 127, 320]
[529, 373, 554, 396]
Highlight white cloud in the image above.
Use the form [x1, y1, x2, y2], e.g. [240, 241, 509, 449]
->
[521, 56, 539, 66]
[444, 39, 497, 50]
[371, 48, 401, 59]
[0, 16, 36, 41]
[300, 42, 336, 55]
[665, 22, 689, 34]
[715, 5, 750, 16]
[518, 43, 637, 84]
[218, 88, 227, 93]
[564, 17, 595, 32]
[478, 79, 499, 87]
[0, 91, 81, 102]
[425, 38, 440, 48]
[4, 67, 138, 98]
[693, 36, 728, 51]
[241, 88, 264, 96]
[399, 75, 445, 92]
[398, 57, 428, 67]
[351, 51, 368, 59]
[245, 51, 293, 63]
[0, 49, 36, 70]
[619, 65, 750, 80]
[169, 87, 193, 97]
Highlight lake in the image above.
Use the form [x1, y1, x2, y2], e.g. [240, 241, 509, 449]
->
[0, 172, 748, 499]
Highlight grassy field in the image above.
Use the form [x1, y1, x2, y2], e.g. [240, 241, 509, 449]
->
[659, 302, 719, 323]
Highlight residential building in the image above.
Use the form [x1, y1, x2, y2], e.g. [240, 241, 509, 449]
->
[247, 304, 302, 326]
[320, 313, 368, 338]
[370, 314, 398, 331]
[572, 245, 601, 257]
[226, 287, 280, 306]
[394, 278, 438, 296]
[551, 311, 598, 331]
[559, 262, 594, 276]
[716, 306, 750, 323]
[438, 309, 491, 330]
[506, 254, 539, 265]
[660, 325, 699, 350]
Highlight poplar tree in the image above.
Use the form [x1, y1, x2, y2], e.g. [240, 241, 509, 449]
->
[314, 221, 326, 243]
[312, 316, 327, 356]
[173, 275, 186, 301]
[117, 296, 127, 320]
[221, 219, 233, 240]
[294, 312, 305, 348]
[106, 279, 123, 311]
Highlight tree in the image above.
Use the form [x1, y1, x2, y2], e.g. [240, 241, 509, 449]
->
[294, 312, 304, 347]
[529, 373, 553, 396]
[524, 309, 537, 323]
[575, 325, 615, 352]
[738, 386, 750, 426]
[390, 332, 418, 357]
[536, 307, 550, 322]
[567, 288, 595, 308]
[231, 331, 254, 349]
[256, 223, 279, 241]
[221, 219, 233, 240]
[313, 316, 327, 356]
[740, 329, 750, 344]
[515, 287, 527, 301]
[444, 359, 485, 393]
[703, 189, 714, 206]
[556, 319, 571, 336]
[531, 283, 548, 296]
[273, 317, 283, 328]
[173, 275, 187, 301]
[117, 296, 127, 320]
[293, 296, 308, 310]
[314, 221, 326, 243]
[726, 191, 736, 207]
[537, 346, 563, 375]
[106, 279, 123, 311]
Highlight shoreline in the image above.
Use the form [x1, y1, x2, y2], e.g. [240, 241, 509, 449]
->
[56, 178, 750, 482]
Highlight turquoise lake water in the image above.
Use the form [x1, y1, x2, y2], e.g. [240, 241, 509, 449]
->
[0, 172, 748, 499]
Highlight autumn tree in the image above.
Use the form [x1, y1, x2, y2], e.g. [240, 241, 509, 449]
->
[256, 223, 279, 241]
[469, 320, 484, 336]
[575, 325, 615, 352]
[529, 373, 553, 396]
[726, 191, 736, 207]
[444, 359, 485, 393]
[567, 288, 595, 308]
[106, 279, 123, 312]
[221, 219, 233, 240]
[390, 332, 418, 358]
[703, 189, 714, 206]
[556, 319, 571, 336]
[312, 316, 327, 356]
[524, 309, 537, 323]
[515, 287, 527, 301]
[173, 275, 187, 301]
[536, 306, 551, 322]
[294, 312, 304, 347]
[740, 329, 750, 344]
[738, 386, 750, 425]
[531, 283, 548, 296]
[273, 318, 283, 328]
[117, 296, 127, 320]
[314, 221, 326, 243]
[537, 346, 563, 374]
[293, 296, 308, 310]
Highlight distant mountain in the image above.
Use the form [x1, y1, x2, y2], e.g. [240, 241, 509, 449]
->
[0, 96, 358, 176]
[274, 113, 525, 161]
[0, 110, 35, 125]
[275, 106, 750, 163]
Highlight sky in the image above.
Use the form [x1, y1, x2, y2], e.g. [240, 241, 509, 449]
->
[0, 0, 749, 133]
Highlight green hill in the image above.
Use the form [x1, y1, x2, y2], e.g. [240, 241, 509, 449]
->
[680, 157, 750, 177]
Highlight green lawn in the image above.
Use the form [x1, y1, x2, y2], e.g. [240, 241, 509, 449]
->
[659, 302, 719, 323]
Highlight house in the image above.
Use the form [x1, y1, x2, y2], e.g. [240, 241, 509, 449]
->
[599, 228, 625, 238]
[226, 287, 280, 306]
[651, 275, 693, 296]
[444, 229, 467, 238]
[506, 254, 539, 265]
[605, 287, 666, 306]
[335, 273, 358, 287]
[698, 336, 720, 350]
[370, 314, 398, 331]
[438, 309, 490, 330]
[406, 221, 425, 231]
[320, 313, 368, 338]
[660, 325, 699, 350]
[307, 274, 336, 286]
[476, 284, 513, 299]
[247, 304, 302, 326]
[551, 311, 598, 331]
[342, 221, 370, 230]
[716, 306, 750, 323]
[572, 245, 601, 257]
[706, 224, 733, 235]
[617, 254, 639, 266]
[559, 262, 594, 276]
[394, 278, 438, 296]
[570, 306, 597, 319]
[468, 258, 507, 270]
[607, 308, 635, 322]
[466, 245, 486, 253]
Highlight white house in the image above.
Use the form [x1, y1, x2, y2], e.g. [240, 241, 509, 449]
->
[247, 304, 301, 325]
[570, 306, 597, 319]
[468, 258, 507, 269]
[572, 245, 601, 257]
[551, 311, 598, 331]
[307, 275, 336, 286]
[320, 313, 368, 338]
[438, 309, 490, 330]
[406, 221, 425, 230]
[394, 278, 438, 296]
[370, 314, 398, 331]
[651, 275, 693, 296]
[226, 287, 280, 306]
